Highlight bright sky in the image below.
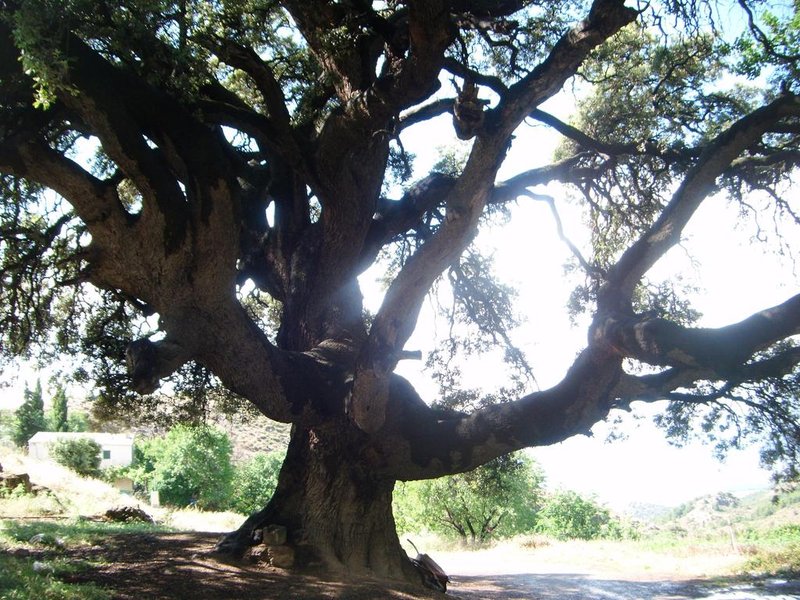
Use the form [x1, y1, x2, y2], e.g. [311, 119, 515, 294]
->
[382, 91, 793, 510]
[386, 188, 783, 510]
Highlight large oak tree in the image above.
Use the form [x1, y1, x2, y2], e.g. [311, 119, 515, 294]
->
[1, 0, 799, 586]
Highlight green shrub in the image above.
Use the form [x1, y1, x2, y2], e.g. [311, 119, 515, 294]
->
[742, 542, 800, 577]
[129, 425, 234, 510]
[537, 490, 623, 540]
[0, 555, 112, 600]
[50, 438, 101, 477]
[230, 452, 285, 514]
[741, 524, 800, 544]
[0, 483, 33, 500]
[394, 452, 545, 544]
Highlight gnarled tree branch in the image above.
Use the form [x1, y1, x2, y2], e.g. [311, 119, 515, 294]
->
[603, 93, 800, 308]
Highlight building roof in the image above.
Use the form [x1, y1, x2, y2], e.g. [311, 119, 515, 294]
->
[28, 432, 135, 445]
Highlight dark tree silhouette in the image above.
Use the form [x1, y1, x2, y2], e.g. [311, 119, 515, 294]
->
[1, 0, 799, 585]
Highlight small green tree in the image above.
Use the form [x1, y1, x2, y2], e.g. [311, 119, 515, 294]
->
[66, 410, 89, 432]
[50, 437, 102, 477]
[395, 452, 544, 544]
[12, 380, 46, 447]
[537, 490, 622, 541]
[0, 410, 15, 444]
[48, 385, 69, 432]
[230, 452, 285, 515]
[131, 425, 234, 510]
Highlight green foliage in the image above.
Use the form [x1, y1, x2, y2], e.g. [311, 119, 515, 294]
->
[395, 459, 633, 544]
[0, 517, 165, 547]
[229, 451, 285, 515]
[47, 385, 68, 432]
[537, 490, 623, 541]
[562, 23, 766, 322]
[734, 3, 800, 91]
[0, 555, 112, 600]
[0, 480, 66, 517]
[65, 411, 89, 432]
[741, 541, 800, 577]
[127, 425, 234, 510]
[11, 381, 46, 447]
[0, 409, 15, 443]
[394, 452, 545, 544]
[49, 437, 101, 477]
[740, 523, 800, 544]
[0, 517, 166, 600]
[0, 483, 33, 500]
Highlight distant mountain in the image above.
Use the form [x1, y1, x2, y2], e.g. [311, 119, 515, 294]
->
[213, 411, 290, 463]
[626, 488, 800, 536]
[621, 502, 673, 522]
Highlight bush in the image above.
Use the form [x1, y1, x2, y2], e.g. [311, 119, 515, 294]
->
[394, 452, 545, 544]
[50, 438, 102, 477]
[230, 452, 285, 514]
[66, 411, 90, 432]
[129, 425, 234, 510]
[742, 542, 800, 577]
[741, 524, 800, 544]
[537, 490, 623, 540]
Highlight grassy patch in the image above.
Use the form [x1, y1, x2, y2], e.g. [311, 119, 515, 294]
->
[740, 542, 800, 577]
[0, 554, 112, 600]
[740, 523, 800, 544]
[0, 518, 170, 600]
[0, 517, 166, 548]
[0, 484, 67, 519]
[736, 524, 800, 577]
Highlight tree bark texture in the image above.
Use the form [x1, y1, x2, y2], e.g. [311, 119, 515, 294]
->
[1, 0, 800, 587]
[218, 423, 415, 581]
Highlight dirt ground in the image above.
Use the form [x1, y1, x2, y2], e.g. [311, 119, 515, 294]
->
[16, 531, 800, 600]
[46, 531, 442, 600]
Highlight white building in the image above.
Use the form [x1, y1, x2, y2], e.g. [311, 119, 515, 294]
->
[27, 432, 135, 469]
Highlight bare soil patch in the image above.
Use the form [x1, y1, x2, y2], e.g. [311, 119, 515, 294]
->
[57, 531, 443, 600]
[9, 529, 800, 599]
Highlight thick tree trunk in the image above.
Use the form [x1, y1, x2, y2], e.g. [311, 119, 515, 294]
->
[216, 421, 417, 582]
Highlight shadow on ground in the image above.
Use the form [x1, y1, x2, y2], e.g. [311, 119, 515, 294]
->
[65, 531, 437, 600]
[5, 526, 800, 600]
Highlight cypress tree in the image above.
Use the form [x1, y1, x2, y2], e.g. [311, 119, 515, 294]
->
[12, 380, 46, 447]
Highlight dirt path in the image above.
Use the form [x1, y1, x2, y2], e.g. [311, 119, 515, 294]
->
[437, 543, 800, 600]
[21, 531, 800, 599]
[449, 573, 800, 599]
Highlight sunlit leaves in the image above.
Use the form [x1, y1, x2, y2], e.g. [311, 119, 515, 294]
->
[734, 2, 800, 91]
[8, 0, 76, 109]
[394, 452, 545, 543]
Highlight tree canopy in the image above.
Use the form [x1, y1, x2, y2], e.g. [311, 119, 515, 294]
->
[1, 0, 799, 580]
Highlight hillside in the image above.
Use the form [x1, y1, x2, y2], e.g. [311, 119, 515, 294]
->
[661, 490, 800, 530]
[211, 412, 290, 463]
[0, 446, 244, 532]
